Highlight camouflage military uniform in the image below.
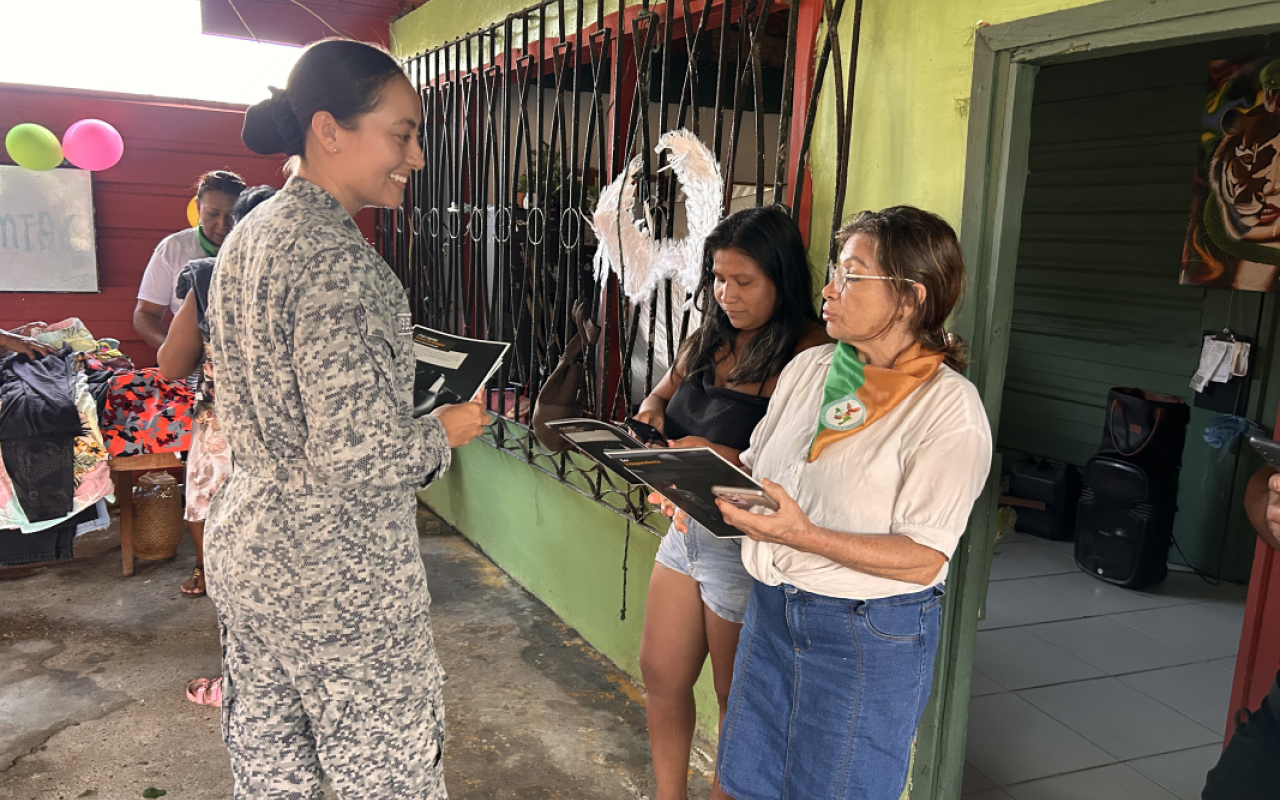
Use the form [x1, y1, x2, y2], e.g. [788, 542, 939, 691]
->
[205, 176, 451, 799]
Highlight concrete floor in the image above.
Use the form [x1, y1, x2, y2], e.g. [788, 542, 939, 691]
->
[0, 505, 713, 800]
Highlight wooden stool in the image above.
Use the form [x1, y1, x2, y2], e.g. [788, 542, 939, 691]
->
[109, 452, 185, 576]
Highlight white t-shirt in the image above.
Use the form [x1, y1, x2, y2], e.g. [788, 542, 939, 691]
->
[138, 227, 203, 315]
[740, 344, 993, 600]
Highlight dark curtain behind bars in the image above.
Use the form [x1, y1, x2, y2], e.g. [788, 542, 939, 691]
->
[379, 0, 860, 528]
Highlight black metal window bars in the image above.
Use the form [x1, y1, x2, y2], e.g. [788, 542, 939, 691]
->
[379, 0, 860, 532]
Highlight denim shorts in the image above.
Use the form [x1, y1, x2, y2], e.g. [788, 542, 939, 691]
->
[718, 581, 944, 800]
[653, 517, 754, 624]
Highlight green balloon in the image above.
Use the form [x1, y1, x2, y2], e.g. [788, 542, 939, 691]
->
[5, 123, 63, 171]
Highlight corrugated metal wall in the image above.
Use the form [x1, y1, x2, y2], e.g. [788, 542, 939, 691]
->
[0, 83, 378, 367]
[1001, 37, 1280, 582]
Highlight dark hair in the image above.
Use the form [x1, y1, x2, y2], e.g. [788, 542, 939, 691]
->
[232, 184, 278, 222]
[195, 169, 246, 200]
[834, 206, 969, 371]
[242, 39, 405, 158]
[678, 205, 819, 385]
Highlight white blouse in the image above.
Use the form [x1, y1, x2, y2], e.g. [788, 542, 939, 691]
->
[741, 344, 992, 600]
[138, 227, 203, 315]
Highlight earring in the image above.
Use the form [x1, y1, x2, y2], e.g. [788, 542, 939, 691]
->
[332, 147, 339, 154]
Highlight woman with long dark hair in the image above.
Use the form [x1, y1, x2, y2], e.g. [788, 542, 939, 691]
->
[206, 39, 487, 798]
[633, 205, 828, 800]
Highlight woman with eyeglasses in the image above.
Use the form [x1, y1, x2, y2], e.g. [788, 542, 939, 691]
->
[659, 206, 992, 800]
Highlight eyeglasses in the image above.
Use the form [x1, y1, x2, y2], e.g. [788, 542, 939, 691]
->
[827, 264, 917, 293]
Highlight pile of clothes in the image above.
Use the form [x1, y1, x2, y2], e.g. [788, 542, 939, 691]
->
[0, 318, 194, 567]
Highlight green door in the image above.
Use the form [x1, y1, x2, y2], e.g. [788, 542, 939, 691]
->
[910, 3, 1280, 798]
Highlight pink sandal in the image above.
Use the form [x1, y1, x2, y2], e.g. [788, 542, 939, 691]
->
[185, 677, 223, 707]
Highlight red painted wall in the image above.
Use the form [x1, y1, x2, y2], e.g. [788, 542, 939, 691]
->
[1228, 541, 1280, 740]
[1226, 410, 1280, 742]
[1, 83, 377, 366]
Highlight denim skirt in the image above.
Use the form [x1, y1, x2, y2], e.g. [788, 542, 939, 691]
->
[717, 580, 943, 800]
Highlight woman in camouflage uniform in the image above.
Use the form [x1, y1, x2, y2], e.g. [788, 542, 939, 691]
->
[205, 39, 488, 799]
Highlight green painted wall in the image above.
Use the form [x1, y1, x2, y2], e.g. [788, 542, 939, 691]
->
[420, 442, 723, 735]
[805, 0, 1104, 267]
[392, 0, 597, 59]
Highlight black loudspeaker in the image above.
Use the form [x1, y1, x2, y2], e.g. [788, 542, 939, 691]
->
[1009, 457, 1081, 540]
[1074, 457, 1175, 589]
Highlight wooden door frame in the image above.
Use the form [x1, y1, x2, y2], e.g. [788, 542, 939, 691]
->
[916, 2, 1280, 798]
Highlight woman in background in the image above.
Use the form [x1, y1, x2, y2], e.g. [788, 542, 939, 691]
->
[134, 170, 246, 351]
[159, 186, 277, 600]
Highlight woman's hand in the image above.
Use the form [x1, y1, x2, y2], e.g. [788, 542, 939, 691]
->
[633, 408, 664, 434]
[432, 401, 491, 448]
[0, 331, 55, 360]
[666, 435, 744, 467]
[716, 478, 814, 546]
[647, 491, 689, 533]
[1260, 471, 1280, 554]
[667, 435, 712, 450]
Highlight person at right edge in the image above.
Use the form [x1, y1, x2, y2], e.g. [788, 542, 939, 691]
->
[680, 207, 993, 800]
[1201, 463, 1280, 799]
[206, 39, 487, 799]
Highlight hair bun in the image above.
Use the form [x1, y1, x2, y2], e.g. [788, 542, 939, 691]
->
[242, 87, 305, 156]
[242, 90, 287, 155]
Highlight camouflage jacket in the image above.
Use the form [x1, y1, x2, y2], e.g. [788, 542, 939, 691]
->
[205, 176, 450, 671]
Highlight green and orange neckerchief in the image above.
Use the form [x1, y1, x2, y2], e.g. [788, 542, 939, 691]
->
[807, 341, 944, 462]
[196, 226, 219, 258]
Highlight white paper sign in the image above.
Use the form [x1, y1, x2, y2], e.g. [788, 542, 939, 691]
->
[413, 343, 469, 369]
[0, 166, 98, 292]
[564, 430, 627, 444]
[1191, 336, 1251, 392]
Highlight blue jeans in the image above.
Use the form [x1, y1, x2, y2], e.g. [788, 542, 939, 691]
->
[718, 581, 943, 800]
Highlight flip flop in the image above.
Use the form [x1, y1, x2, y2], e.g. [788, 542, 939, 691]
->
[181, 566, 206, 597]
[185, 677, 223, 707]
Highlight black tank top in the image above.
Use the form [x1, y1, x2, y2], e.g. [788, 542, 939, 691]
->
[664, 359, 770, 452]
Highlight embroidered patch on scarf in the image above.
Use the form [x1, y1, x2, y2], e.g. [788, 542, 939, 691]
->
[808, 342, 944, 462]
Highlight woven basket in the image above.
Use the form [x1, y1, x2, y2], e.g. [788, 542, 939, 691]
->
[132, 472, 184, 560]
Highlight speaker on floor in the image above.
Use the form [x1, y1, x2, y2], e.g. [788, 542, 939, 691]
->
[1074, 456, 1175, 590]
[1009, 457, 1081, 540]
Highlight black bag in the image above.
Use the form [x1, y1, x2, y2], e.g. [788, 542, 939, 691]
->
[531, 301, 600, 452]
[1096, 387, 1190, 485]
[1202, 672, 1280, 800]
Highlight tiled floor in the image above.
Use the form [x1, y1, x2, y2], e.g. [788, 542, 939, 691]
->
[964, 532, 1248, 800]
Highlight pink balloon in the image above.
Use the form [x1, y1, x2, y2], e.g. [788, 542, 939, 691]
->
[62, 119, 124, 171]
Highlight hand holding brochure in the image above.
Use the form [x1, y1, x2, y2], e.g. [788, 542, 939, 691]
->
[544, 419, 649, 484]
[604, 447, 768, 538]
[412, 326, 510, 417]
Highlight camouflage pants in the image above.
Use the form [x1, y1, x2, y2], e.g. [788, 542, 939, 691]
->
[218, 619, 447, 799]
